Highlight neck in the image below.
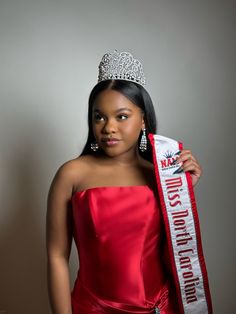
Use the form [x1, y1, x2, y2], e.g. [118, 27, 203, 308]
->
[99, 146, 144, 167]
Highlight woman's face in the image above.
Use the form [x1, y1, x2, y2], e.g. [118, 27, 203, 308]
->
[92, 89, 145, 158]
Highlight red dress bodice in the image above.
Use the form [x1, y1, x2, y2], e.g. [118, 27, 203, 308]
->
[71, 186, 177, 313]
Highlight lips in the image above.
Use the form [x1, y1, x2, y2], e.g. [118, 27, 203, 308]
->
[101, 137, 120, 146]
[101, 137, 120, 142]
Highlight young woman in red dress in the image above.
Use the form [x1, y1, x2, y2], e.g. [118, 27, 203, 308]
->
[46, 51, 202, 314]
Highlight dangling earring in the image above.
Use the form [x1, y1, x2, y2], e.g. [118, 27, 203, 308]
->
[90, 142, 99, 152]
[139, 128, 147, 152]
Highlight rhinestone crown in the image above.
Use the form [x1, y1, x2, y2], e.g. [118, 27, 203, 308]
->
[98, 50, 146, 87]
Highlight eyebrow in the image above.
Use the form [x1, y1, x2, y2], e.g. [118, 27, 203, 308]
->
[94, 107, 133, 113]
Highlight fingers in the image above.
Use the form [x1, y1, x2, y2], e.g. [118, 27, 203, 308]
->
[177, 150, 197, 163]
[176, 149, 202, 186]
[177, 150, 198, 166]
[181, 160, 201, 177]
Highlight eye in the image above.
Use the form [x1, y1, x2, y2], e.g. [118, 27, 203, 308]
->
[117, 114, 128, 120]
[94, 113, 105, 122]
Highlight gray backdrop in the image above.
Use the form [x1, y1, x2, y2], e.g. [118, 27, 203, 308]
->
[0, 0, 235, 313]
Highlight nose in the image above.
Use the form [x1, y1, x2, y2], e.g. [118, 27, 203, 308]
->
[102, 118, 117, 134]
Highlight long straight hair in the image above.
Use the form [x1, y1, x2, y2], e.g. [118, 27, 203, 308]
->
[80, 79, 157, 162]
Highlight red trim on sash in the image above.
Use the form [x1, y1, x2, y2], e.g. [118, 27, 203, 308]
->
[148, 134, 213, 314]
[149, 135, 184, 313]
[185, 170, 213, 314]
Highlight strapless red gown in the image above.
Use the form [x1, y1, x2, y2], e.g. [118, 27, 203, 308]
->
[71, 186, 178, 313]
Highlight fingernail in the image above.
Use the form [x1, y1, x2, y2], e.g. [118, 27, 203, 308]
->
[176, 157, 181, 164]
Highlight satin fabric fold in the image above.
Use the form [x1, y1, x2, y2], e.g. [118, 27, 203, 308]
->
[71, 278, 173, 313]
[71, 186, 178, 313]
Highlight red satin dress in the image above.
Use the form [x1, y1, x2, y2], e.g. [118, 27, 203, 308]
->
[71, 186, 178, 314]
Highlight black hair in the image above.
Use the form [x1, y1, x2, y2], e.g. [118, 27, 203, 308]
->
[80, 79, 157, 162]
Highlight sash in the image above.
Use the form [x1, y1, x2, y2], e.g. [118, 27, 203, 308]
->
[148, 134, 213, 314]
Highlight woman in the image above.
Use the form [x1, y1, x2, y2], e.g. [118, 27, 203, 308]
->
[46, 51, 202, 314]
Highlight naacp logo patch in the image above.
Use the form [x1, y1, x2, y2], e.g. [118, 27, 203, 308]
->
[161, 150, 182, 174]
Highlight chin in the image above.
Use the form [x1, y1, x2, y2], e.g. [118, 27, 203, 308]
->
[101, 148, 121, 158]
[100, 145, 136, 158]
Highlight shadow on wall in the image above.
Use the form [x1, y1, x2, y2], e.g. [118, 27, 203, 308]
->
[0, 111, 59, 314]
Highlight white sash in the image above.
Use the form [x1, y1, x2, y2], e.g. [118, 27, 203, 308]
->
[149, 134, 213, 314]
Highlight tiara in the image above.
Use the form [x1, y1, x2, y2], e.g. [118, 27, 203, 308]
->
[97, 50, 146, 87]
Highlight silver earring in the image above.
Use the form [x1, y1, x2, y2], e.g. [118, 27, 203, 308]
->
[139, 128, 147, 152]
[90, 142, 99, 151]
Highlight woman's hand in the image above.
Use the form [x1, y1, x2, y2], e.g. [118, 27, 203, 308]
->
[177, 150, 202, 187]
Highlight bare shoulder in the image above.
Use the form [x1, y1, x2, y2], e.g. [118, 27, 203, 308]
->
[48, 154, 96, 200]
[57, 154, 94, 178]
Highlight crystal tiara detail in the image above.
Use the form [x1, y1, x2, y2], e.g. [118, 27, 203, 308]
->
[97, 50, 146, 87]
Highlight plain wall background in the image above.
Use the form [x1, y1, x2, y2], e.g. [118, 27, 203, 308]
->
[0, 0, 235, 313]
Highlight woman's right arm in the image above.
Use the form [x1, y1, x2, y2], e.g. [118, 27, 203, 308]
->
[46, 162, 75, 314]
